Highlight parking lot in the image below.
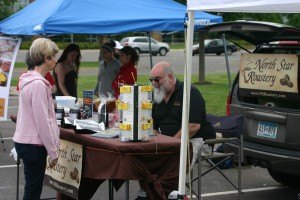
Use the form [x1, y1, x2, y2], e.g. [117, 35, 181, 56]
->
[13, 49, 242, 77]
[0, 51, 299, 199]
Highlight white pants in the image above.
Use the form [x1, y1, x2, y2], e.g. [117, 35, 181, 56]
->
[190, 138, 212, 167]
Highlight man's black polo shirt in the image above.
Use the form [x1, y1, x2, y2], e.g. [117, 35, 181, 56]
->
[152, 80, 215, 139]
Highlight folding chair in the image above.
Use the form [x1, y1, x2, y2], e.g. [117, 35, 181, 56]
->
[189, 115, 244, 200]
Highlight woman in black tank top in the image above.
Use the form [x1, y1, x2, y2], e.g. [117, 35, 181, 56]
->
[53, 44, 81, 99]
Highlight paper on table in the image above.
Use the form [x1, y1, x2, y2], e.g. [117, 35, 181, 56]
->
[63, 117, 105, 132]
[74, 119, 99, 126]
[99, 122, 105, 130]
[91, 128, 120, 139]
[76, 124, 82, 130]
[75, 123, 102, 132]
[64, 117, 73, 124]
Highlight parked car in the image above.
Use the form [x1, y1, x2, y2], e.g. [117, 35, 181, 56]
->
[192, 39, 238, 56]
[204, 21, 300, 186]
[120, 36, 170, 56]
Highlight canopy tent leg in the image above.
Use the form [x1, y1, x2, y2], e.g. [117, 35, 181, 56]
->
[178, 10, 195, 197]
[222, 34, 232, 91]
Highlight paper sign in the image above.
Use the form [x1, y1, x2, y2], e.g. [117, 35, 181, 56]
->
[0, 36, 21, 120]
[82, 90, 94, 119]
[44, 140, 83, 199]
[239, 53, 299, 99]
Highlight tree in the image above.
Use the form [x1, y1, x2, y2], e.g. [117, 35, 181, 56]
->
[221, 13, 283, 23]
[174, 0, 186, 5]
[287, 14, 300, 28]
[0, 0, 16, 21]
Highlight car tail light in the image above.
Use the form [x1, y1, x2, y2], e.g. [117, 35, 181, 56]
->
[124, 42, 129, 46]
[226, 94, 232, 116]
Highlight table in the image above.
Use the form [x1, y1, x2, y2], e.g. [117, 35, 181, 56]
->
[58, 128, 181, 200]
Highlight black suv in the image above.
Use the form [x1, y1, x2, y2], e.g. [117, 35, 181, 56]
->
[192, 39, 238, 56]
[204, 21, 300, 186]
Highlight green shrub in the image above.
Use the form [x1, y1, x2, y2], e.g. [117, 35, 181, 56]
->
[20, 41, 31, 50]
[20, 40, 252, 50]
[20, 41, 100, 50]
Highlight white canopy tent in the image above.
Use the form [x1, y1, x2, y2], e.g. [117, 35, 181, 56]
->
[187, 0, 300, 13]
[177, 0, 300, 197]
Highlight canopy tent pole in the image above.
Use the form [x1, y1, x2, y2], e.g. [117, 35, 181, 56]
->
[147, 32, 153, 69]
[177, 10, 194, 199]
[222, 34, 232, 90]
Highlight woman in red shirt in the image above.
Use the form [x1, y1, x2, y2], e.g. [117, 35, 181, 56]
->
[112, 46, 138, 98]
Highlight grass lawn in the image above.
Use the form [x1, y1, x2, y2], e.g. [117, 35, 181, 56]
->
[14, 62, 99, 68]
[11, 73, 230, 116]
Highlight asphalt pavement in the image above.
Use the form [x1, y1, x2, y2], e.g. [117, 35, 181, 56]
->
[1, 101, 299, 200]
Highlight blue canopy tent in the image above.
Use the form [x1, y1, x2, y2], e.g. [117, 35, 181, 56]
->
[0, 0, 222, 35]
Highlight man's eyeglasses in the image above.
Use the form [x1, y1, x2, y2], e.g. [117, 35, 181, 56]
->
[149, 77, 161, 83]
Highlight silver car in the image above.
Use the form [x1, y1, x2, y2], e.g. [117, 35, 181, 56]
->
[120, 36, 170, 56]
[204, 21, 300, 186]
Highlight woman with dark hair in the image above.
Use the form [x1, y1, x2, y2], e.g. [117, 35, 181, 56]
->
[112, 46, 138, 98]
[53, 43, 81, 98]
[94, 42, 121, 97]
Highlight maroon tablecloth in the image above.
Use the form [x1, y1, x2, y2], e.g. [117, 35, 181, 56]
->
[10, 115, 181, 199]
[59, 128, 181, 200]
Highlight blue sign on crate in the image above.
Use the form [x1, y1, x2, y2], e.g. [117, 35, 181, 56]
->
[82, 90, 94, 119]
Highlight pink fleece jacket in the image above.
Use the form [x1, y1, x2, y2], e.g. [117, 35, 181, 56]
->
[13, 71, 60, 160]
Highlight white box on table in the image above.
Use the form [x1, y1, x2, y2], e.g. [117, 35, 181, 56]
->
[55, 96, 76, 108]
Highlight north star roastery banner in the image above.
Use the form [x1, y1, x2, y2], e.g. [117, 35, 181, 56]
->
[44, 140, 83, 199]
[239, 53, 299, 100]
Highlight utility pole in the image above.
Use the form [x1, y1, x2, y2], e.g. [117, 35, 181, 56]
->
[198, 31, 207, 84]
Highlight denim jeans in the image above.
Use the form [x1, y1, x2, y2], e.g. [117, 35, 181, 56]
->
[15, 142, 47, 200]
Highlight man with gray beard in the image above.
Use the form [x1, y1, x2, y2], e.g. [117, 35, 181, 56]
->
[151, 61, 215, 165]
[136, 61, 215, 200]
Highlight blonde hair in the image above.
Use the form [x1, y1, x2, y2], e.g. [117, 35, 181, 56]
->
[29, 38, 59, 66]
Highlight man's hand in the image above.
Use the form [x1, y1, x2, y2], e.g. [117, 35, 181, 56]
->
[49, 158, 58, 169]
[174, 123, 201, 139]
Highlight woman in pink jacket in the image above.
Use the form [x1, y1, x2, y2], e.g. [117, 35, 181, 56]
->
[13, 38, 60, 200]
